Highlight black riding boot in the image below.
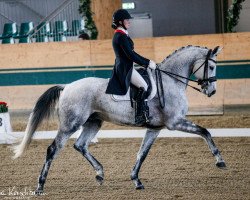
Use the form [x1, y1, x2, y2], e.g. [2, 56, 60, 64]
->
[135, 87, 151, 125]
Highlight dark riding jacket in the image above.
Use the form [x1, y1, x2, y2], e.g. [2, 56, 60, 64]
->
[105, 30, 150, 95]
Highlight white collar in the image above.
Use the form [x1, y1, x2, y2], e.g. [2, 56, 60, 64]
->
[117, 27, 129, 36]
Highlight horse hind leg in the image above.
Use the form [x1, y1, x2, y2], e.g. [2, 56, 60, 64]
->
[35, 127, 75, 195]
[73, 117, 104, 185]
[169, 119, 226, 169]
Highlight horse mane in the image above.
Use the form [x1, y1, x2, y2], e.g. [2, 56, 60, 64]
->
[161, 45, 208, 64]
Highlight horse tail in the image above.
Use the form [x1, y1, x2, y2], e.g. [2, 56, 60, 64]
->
[11, 85, 64, 159]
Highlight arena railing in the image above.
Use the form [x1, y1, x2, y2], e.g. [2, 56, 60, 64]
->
[0, 0, 85, 44]
[29, 0, 85, 43]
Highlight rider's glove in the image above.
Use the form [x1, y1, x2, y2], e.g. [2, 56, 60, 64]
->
[148, 60, 156, 70]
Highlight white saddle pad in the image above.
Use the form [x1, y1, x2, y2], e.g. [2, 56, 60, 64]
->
[111, 68, 157, 102]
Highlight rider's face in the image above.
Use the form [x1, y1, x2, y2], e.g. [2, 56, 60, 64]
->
[123, 19, 130, 29]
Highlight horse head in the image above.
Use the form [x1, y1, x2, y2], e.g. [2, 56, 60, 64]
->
[192, 46, 223, 97]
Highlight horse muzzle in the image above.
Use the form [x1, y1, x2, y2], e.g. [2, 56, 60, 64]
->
[202, 87, 216, 97]
[208, 90, 216, 97]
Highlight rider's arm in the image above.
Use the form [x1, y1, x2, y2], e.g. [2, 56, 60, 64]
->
[119, 35, 150, 68]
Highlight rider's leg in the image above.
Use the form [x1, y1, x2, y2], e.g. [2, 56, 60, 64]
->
[130, 68, 150, 124]
[130, 68, 148, 91]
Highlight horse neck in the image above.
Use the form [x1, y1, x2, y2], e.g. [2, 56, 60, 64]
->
[160, 47, 207, 80]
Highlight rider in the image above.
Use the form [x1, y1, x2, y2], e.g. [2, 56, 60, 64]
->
[105, 9, 157, 124]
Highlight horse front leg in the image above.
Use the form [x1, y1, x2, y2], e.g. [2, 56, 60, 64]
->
[131, 129, 160, 189]
[168, 119, 226, 169]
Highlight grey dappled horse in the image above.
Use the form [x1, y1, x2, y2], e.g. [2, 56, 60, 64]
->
[12, 45, 226, 193]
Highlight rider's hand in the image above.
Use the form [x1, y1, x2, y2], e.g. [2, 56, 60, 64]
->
[148, 60, 156, 70]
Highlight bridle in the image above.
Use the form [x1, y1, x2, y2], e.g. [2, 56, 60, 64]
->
[155, 49, 217, 108]
[192, 49, 217, 88]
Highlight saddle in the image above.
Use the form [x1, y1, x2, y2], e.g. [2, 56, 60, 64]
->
[111, 68, 157, 104]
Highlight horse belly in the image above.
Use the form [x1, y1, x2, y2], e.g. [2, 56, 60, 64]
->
[95, 96, 136, 126]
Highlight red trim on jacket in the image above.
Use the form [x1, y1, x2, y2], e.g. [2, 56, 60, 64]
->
[114, 29, 127, 35]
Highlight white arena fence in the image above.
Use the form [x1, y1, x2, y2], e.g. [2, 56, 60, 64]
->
[1, 128, 250, 144]
[0, 111, 249, 144]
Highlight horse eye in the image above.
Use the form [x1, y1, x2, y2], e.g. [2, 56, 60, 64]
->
[209, 66, 214, 70]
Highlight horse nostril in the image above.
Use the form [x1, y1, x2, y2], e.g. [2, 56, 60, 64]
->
[208, 90, 216, 97]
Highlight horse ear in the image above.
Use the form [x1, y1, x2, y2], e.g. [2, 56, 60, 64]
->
[212, 46, 223, 56]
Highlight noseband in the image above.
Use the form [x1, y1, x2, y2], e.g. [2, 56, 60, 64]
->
[155, 49, 217, 108]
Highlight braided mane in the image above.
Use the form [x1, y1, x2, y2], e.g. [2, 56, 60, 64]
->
[161, 45, 208, 65]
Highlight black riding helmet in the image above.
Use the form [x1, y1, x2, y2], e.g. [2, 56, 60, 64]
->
[112, 9, 132, 30]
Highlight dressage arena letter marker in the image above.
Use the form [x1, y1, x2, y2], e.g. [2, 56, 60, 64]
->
[0, 116, 4, 132]
[0, 112, 14, 144]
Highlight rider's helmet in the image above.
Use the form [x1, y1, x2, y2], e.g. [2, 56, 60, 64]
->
[112, 9, 132, 29]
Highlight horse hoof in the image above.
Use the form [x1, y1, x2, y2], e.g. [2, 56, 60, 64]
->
[96, 175, 104, 185]
[216, 161, 227, 169]
[136, 184, 145, 190]
[133, 179, 145, 190]
[35, 189, 44, 196]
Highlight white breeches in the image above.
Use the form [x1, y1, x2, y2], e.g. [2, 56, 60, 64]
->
[130, 67, 148, 91]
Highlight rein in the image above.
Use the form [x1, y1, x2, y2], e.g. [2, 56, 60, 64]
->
[155, 49, 217, 109]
